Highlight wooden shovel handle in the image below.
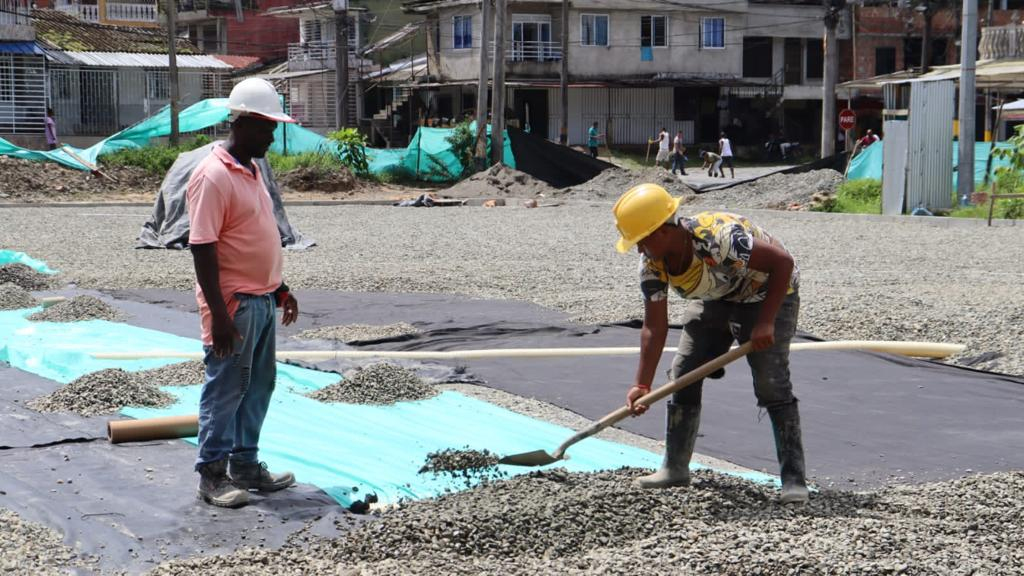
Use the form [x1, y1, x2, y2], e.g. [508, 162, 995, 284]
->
[552, 342, 754, 459]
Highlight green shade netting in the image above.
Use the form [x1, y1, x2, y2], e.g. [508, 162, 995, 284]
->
[846, 141, 1014, 187]
[0, 249, 58, 274]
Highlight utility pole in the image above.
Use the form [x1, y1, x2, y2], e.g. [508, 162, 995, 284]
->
[919, 2, 933, 73]
[490, 0, 506, 164]
[958, 0, 978, 204]
[474, 0, 493, 163]
[334, 0, 349, 129]
[167, 0, 179, 145]
[984, 0, 994, 141]
[559, 0, 568, 145]
[820, 0, 842, 158]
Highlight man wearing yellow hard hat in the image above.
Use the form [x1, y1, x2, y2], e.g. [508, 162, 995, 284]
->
[613, 183, 808, 504]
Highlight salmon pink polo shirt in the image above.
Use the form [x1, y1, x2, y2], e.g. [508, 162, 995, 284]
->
[186, 144, 282, 345]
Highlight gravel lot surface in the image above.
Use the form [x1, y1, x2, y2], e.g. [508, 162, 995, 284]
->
[295, 322, 420, 343]
[27, 367, 175, 416]
[27, 295, 123, 322]
[148, 469, 1024, 576]
[0, 282, 36, 310]
[1, 203, 1020, 375]
[307, 362, 436, 405]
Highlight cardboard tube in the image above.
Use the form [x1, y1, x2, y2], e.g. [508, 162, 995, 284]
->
[108, 415, 198, 444]
[92, 340, 966, 362]
[38, 296, 66, 309]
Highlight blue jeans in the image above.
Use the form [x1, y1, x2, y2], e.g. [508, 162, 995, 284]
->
[671, 153, 687, 174]
[195, 293, 277, 471]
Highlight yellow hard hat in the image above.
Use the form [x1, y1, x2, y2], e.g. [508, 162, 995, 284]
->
[612, 183, 681, 253]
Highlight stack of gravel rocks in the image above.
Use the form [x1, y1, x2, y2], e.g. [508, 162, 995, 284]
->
[418, 447, 507, 487]
[28, 368, 175, 416]
[27, 295, 122, 322]
[295, 323, 420, 343]
[0, 263, 54, 291]
[0, 282, 35, 310]
[132, 360, 206, 387]
[307, 362, 437, 405]
[0, 509, 96, 574]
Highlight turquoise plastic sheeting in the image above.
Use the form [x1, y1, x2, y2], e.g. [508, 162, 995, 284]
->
[0, 250, 58, 274]
[0, 306, 776, 507]
[846, 141, 1013, 186]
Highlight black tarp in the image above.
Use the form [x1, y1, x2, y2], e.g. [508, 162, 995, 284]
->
[506, 127, 615, 188]
[135, 142, 314, 250]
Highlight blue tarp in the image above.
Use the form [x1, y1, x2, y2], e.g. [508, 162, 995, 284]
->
[846, 141, 1014, 186]
[0, 42, 43, 55]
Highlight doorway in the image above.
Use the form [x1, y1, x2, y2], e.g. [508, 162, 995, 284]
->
[513, 89, 548, 137]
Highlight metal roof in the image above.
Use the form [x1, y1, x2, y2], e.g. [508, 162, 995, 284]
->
[0, 42, 43, 55]
[33, 8, 200, 54]
[58, 51, 232, 69]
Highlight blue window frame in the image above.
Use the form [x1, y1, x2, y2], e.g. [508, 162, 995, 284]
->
[453, 15, 472, 49]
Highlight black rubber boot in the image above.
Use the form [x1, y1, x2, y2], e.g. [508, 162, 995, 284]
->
[636, 403, 700, 489]
[768, 402, 810, 504]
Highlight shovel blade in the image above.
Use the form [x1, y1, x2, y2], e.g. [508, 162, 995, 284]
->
[498, 450, 560, 467]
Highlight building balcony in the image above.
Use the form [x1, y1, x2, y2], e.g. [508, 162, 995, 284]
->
[0, 0, 34, 39]
[106, 1, 157, 23]
[288, 41, 358, 71]
[53, 0, 99, 23]
[979, 24, 1024, 60]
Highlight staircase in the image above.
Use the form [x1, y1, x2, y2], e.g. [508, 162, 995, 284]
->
[369, 87, 413, 148]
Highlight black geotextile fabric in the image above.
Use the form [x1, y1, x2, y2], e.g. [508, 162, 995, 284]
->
[135, 142, 314, 250]
[692, 151, 851, 193]
[5, 288, 1024, 573]
[507, 127, 616, 188]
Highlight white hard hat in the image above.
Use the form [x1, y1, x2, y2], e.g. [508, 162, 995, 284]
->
[227, 78, 295, 123]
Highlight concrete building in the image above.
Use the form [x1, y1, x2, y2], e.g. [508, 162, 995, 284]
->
[174, 0, 299, 62]
[400, 0, 849, 152]
[0, 0, 45, 144]
[44, 0, 160, 28]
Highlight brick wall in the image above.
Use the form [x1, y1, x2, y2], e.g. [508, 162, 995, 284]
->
[212, 0, 298, 62]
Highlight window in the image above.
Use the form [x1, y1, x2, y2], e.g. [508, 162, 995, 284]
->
[805, 38, 823, 79]
[512, 16, 554, 61]
[641, 15, 666, 48]
[742, 36, 773, 78]
[453, 15, 472, 49]
[701, 17, 725, 49]
[0, 56, 13, 103]
[875, 46, 896, 76]
[581, 14, 608, 46]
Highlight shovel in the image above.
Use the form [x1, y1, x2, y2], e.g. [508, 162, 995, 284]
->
[645, 139, 653, 165]
[499, 342, 753, 467]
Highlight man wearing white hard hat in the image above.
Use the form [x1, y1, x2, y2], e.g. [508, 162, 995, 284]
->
[187, 78, 299, 508]
[612, 183, 809, 504]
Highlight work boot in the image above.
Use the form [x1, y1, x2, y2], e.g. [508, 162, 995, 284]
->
[768, 402, 810, 504]
[197, 460, 249, 508]
[636, 403, 700, 489]
[229, 460, 295, 492]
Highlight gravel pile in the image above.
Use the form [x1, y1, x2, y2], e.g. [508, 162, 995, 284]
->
[555, 167, 692, 200]
[688, 169, 844, 211]
[3, 206, 1022, 376]
[0, 282, 36, 310]
[27, 367, 175, 416]
[0, 263, 54, 291]
[133, 360, 206, 387]
[0, 154, 162, 202]
[27, 295, 122, 322]
[295, 322, 421, 343]
[443, 164, 560, 198]
[0, 508, 95, 574]
[307, 362, 437, 405]
[149, 469, 1024, 575]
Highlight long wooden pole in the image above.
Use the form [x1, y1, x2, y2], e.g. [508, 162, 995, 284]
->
[490, 0, 507, 164]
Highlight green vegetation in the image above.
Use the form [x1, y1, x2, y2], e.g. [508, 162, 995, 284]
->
[446, 120, 476, 177]
[812, 179, 881, 214]
[266, 151, 346, 174]
[327, 128, 370, 176]
[98, 135, 212, 175]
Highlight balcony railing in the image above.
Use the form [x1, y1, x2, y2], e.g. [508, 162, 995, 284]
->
[979, 25, 1024, 60]
[0, 0, 31, 26]
[486, 40, 562, 62]
[288, 41, 358, 64]
[106, 2, 157, 22]
[53, 1, 100, 23]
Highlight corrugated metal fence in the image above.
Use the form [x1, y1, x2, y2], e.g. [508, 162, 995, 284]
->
[545, 87, 695, 146]
[48, 67, 231, 136]
[0, 54, 47, 134]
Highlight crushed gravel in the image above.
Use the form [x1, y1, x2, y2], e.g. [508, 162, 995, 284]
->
[0, 263, 55, 291]
[442, 164, 560, 198]
[0, 282, 36, 310]
[27, 367, 175, 416]
[295, 322, 421, 343]
[555, 167, 690, 200]
[26, 295, 122, 322]
[148, 469, 1024, 575]
[2, 200, 1022, 377]
[0, 508, 95, 574]
[132, 360, 206, 387]
[687, 169, 844, 211]
[417, 447, 507, 488]
[307, 362, 437, 405]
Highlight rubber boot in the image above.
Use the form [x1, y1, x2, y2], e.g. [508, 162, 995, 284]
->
[768, 403, 810, 504]
[229, 460, 295, 492]
[636, 403, 700, 489]
[197, 460, 249, 508]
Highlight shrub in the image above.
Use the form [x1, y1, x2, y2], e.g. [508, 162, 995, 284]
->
[266, 151, 345, 174]
[327, 128, 369, 176]
[98, 134, 212, 175]
[813, 178, 881, 214]
[445, 120, 477, 177]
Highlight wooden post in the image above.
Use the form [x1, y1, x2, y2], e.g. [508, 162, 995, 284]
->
[559, 0, 568, 145]
[167, 0, 179, 145]
[334, 0, 349, 129]
[490, 0, 507, 165]
[475, 0, 493, 164]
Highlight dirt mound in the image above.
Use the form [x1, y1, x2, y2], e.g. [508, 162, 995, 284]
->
[0, 156, 162, 202]
[277, 166, 358, 194]
[555, 167, 691, 200]
[689, 169, 844, 211]
[443, 165, 559, 198]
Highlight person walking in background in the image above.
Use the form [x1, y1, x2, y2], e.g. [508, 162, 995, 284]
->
[588, 122, 603, 158]
[671, 130, 687, 176]
[718, 132, 735, 178]
[653, 127, 670, 168]
[45, 108, 58, 151]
